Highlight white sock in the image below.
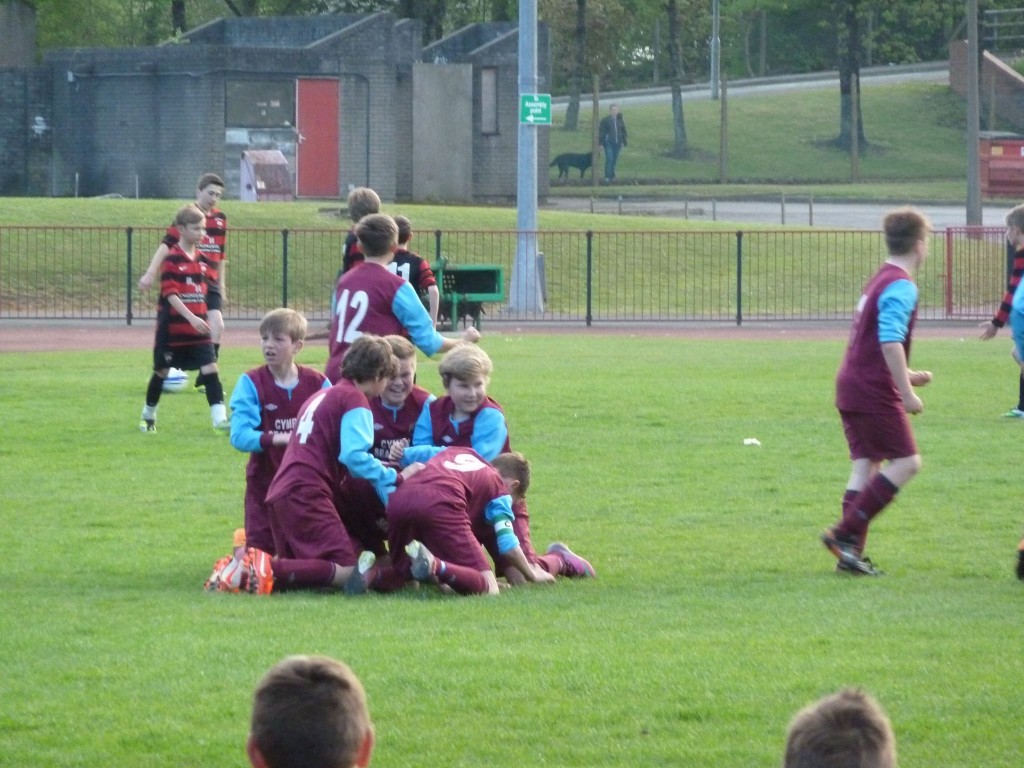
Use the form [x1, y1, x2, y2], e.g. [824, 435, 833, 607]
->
[141, 405, 156, 420]
[211, 403, 227, 424]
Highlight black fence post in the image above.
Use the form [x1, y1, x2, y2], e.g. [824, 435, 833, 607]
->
[281, 229, 289, 308]
[735, 231, 743, 326]
[585, 230, 594, 327]
[126, 227, 134, 326]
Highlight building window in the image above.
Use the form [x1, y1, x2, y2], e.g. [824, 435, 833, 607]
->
[481, 67, 498, 135]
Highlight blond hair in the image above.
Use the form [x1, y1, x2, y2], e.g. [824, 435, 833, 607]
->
[438, 343, 492, 388]
[259, 308, 308, 342]
[347, 186, 381, 223]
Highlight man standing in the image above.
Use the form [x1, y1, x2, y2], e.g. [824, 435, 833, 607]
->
[599, 104, 627, 182]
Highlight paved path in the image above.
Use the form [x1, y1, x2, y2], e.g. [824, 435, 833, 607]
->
[543, 196, 1008, 229]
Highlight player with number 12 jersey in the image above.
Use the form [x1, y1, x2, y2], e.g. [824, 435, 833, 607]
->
[325, 262, 446, 384]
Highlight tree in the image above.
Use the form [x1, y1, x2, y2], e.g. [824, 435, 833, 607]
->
[835, 0, 867, 151]
[564, 0, 587, 131]
[665, 0, 688, 158]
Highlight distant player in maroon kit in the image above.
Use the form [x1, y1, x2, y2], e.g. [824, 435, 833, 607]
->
[227, 308, 330, 553]
[205, 335, 419, 595]
[139, 173, 228, 391]
[821, 207, 933, 576]
[138, 203, 229, 433]
[348, 447, 555, 596]
[391, 215, 440, 328]
[325, 213, 478, 384]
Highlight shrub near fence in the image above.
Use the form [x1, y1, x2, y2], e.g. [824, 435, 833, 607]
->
[0, 225, 1011, 325]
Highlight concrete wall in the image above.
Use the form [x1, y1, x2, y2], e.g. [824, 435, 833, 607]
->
[0, 67, 51, 195]
[0, 1, 36, 68]
[412, 62, 473, 201]
[950, 40, 1024, 133]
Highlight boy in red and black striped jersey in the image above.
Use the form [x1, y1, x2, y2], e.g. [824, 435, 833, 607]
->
[979, 204, 1024, 418]
[139, 173, 228, 390]
[139, 204, 230, 433]
[340, 186, 380, 275]
[391, 215, 440, 328]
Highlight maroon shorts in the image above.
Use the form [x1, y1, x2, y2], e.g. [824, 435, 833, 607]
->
[266, 487, 357, 566]
[387, 498, 491, 579]
[839, 407, 918, 461]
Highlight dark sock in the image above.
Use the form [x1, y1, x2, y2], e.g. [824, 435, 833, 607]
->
[214, 343, 221, 360]
[435, 560, 490, 594]
[1017, 373, 1023, 410]
[145, 374, 164, 407]
[270, 558, 336, 590]
[203, 373, 224, 406]
[841, 474, 898, 538]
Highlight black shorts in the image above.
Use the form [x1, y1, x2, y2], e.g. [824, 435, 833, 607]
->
[206, 291, 223, 312]
[153, 343, 217, 372]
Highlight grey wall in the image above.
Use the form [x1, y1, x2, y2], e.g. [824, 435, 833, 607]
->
[412, 62, 473, 201]
[0, 1, 36, 68]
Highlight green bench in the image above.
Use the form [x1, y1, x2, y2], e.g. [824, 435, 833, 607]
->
[432, 260, 505, 330]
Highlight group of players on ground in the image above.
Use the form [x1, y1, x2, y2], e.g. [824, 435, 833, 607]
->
[137, 178, 1024, 584]
[138, 178, 594, 597]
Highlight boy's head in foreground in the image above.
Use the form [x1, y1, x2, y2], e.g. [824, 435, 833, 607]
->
[783, 688, 895, 768]
[248, 655, 374, 768]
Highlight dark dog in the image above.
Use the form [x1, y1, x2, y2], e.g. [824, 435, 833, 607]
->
[550, 152, 593, 179]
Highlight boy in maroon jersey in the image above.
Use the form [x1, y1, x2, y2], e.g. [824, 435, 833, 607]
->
[821, 207, 933, 576]
[404, 343, 509, 461]
[332, 334, 435, 561]
[228, 308, 330, 553]
[349, 447, 555, 596]
[139, 173, 228, 391]
[139, 204, 229, 433]
[391, 215, 440, 328]
[324, 213, 479, 384]
[205, 335, 419, 595]
[489, 452, 596, 582]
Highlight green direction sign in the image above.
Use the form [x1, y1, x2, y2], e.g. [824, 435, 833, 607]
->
[519, 94, 552, 125]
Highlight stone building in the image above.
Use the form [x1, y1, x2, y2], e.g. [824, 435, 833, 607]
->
[0, 8, 550, 203]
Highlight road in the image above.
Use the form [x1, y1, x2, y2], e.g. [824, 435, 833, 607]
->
[542, 196, 1008, 229]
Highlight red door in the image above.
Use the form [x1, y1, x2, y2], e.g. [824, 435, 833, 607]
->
[296, 79, 340, 198]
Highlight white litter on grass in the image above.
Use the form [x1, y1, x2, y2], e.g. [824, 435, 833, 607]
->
[743, 438, 761, 446]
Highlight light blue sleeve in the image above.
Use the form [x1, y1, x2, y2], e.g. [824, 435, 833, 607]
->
[483, 494, 520, 554]
[470, 407, 509, 461]
[411, 404, 435, 446]
[340, 407, 398, 504]
[229, 374, 263, 453]
[392, 282, 445, 356]
[877, 279, 918, 344]
[400, 444, 445, 466]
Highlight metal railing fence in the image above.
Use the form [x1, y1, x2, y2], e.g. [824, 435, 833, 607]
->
[0, 225, 1011, 325]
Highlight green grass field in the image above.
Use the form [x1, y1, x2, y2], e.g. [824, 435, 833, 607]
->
[3, 331, 1023, 767]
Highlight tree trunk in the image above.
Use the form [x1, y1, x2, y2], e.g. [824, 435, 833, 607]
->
[171, 1, 186, 34]
[836, 0, 867, 151]
[666, 0, 688, 158]
[563, 0, 587, 131]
